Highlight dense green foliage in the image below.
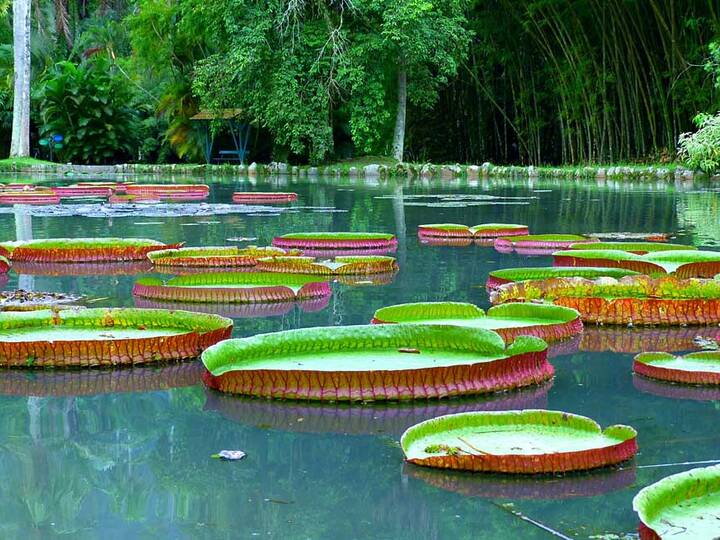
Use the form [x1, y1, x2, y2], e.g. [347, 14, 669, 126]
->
[2, 0, 720, 166]
[38, 59, 140, 163]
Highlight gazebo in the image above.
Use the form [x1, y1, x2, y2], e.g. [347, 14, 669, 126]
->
[190, 108, 251, 164]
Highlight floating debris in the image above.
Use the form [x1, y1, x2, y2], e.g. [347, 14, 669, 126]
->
[212, 450, 247, 461]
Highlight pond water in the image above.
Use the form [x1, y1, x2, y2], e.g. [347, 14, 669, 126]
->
[0, 174, 718, 539]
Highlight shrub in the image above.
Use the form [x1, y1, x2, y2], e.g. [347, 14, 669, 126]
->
[678, 112, 720, 173]
[38, 59, 140, 164]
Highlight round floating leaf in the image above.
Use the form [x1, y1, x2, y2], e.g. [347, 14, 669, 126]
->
[0, 308, 232, 368]
[568, 242, 695, 253]
[495, 234, 597, 253]
[133, 272, 332, 304]
[273, 232, 397, 251]
[486, 266, 640, 291]
[401, 410, 637, 474]
[202, 325, 551, 401]
[148, 246, 297, 268]
[634, 351, 720, 385]
[491, 275, 720, 325]
[0, 238, 183, 262]
[256, 255, 398, 275]
[418, 223, 528, 239]
[633, 464, 720, 539]
[371, 301, 581, 344]
[232, 192, 297, 204]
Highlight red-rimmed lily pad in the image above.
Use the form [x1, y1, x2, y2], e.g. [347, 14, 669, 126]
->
[272, 232, 397, 251]
[633, 464, 720, 539]
[52, 185, 113, 198]
[201, 325, 552, 401]
[0, 308, 232, 368]
[486, 266, 640, 292]
[490, 275, 720, 326]
[567, 241, 695, 254]
[0, 238, 184, 262]
[401, 410, 637, 474]
[371, 302, 582, 344]
[232, 192, 298, 204]
[148, 246, 299, 268]
[634, 351, 720, 385]
[0, 362, 204, 397]
[204, 381, 551, 436]
[494, 234, 597, 255]
[132, 272, 331, 304]
[588, 232, 670, 242]
[0, 255, 9, 274]
[255, 255, 398, 275]
[418, 223, 528, 239]
[134, 295, 330, 318]
[125, 184, 209, 196]
[554, 249, 720, 278]
[0, 189, 60, 205]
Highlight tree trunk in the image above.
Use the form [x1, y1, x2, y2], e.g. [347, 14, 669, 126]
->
[392, 63, 407, 162]
[10, 0, 31, 158]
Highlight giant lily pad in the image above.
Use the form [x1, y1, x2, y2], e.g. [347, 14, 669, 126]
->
[135, 295, 330, 318]
[568, 241, 695, 254]
[401, 410, 637, 474]
[633, 464, 720, 539]
[0, 189, 60, 205]
[486, 266, 640, 292]
[273, 232, 397, 251]
[255, 255, 398, 275]
[554, 249, 720, 278]
[52, 185, 113, 198]
[205, 381, 551, 437]
[0, 308, 232, 368]
[133, 272, 331, 304]
[588, 232, 670, 242]
[232, 192, 298, 204]
[371, 302, 582, 344]
[0, 255, 9, 274]
[494, 234, 597, 255]
[201, 325, 551, 401]
[0, 362, 204, 397]
[490, 275, 720, 326]
[125, 184, 209, 197]
[148, 246, 298, 268]
[0, 238, 184, 262]
[418, 223, 528, 239]
[634, 351, 720, 385]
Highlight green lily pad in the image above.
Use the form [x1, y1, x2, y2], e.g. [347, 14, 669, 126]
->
[633, 464, 720, 539]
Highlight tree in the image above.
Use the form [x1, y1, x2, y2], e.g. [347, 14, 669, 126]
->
[10, 0, 30, 157]
[346, 0, 471, 161]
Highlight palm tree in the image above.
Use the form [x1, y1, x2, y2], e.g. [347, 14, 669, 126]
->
[10, 0, 30, 157]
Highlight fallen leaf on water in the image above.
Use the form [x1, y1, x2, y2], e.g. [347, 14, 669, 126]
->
[399, 348, 421, 354]
[211, 450, 247, 461]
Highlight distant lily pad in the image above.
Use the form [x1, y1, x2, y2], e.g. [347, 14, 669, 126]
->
[401, 410, 637, 474]
[633, 464, 720, 539]
[0, 238, 184, 263]
[491, 275, 720, 326]
[554, 249, 720, 278]
[273, 232, 397, 251]
[486, 266, 640, 292]
[256, 255, 398, 276]
[232, 192, 297, 204]
[418, 223, 528, 239]
[634, 351, 720, 385]
[133, 272, 331, 304]
[148, 246, 299, 268]
[371, 302, 581, 344]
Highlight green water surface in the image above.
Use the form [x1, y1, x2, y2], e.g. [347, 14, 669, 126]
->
[0, 175, 718, 538]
